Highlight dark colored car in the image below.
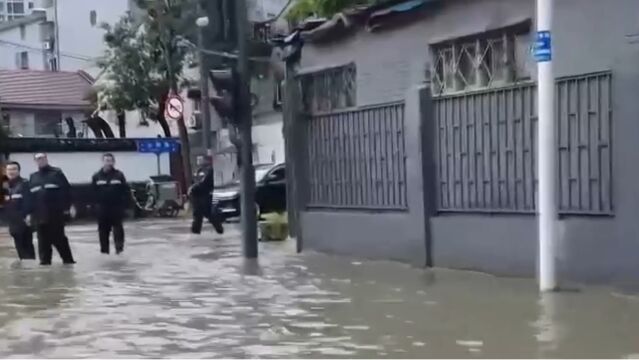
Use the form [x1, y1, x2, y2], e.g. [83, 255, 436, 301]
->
[212, 163, 286, 221]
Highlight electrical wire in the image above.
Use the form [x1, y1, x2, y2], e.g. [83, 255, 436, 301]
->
[182, 38, 272, 63]
[0, 39, 95, 61]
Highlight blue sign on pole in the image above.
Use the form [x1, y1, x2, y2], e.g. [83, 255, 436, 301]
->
[534, 31, 552, 62]
[136, 138, 180, 154]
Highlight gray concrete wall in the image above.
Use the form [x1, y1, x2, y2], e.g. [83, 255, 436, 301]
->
[298, 0, 639, 284]
[435, 0, 639, 284]
[299, 86, 430, 266]
[549, 0, 639, 284]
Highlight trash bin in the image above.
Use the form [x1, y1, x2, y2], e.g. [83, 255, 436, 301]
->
[147, 175, 182, 217]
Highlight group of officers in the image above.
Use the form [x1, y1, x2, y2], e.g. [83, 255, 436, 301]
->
[2, 152, 222, 265]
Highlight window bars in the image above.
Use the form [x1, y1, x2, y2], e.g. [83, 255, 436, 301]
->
[432, 31, 529, 94]
[433, 71, 613, 215]
[301, 63, 357, 114]
[306, 102, 408, 210]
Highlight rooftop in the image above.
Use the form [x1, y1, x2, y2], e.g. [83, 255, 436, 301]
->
[0, 69, 95, 111]
[281, 0, 440, 43]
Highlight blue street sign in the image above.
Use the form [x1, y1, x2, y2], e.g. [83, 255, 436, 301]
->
[534, 31, 552, 62]
[136, 138, 180, 154]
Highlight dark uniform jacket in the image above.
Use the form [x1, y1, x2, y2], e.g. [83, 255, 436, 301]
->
[3, 177, 30, 229]
[192, 166, 214, 197]
[28, 166, 72, 225]
[91, 168, 129, 217]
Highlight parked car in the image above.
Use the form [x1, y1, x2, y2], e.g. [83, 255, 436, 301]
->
[213, 163, 286, 221]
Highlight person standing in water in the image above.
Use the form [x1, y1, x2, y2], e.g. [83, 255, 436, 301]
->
[28, 153, 76, 265]
[91, 153, 129, 254]
[3, 161, 36, 260]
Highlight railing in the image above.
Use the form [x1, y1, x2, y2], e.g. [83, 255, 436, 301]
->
[433, 71, 613, 215]
[305, 102, 408, 210]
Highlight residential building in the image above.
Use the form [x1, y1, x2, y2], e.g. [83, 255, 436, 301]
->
[182, 57, 286, 184]
[0, 13, 50, 71]
[0, 0, 132, 76]
[0, 1, 171, 141]
[181, 0, 290, 184]
[0, 69, 94, 137]
[284, 0, 639, 284]
[0, 0, 33, 21]
[0, 69, 168, 139]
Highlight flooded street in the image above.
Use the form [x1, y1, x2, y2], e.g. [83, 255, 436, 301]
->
[0, 219, 638, 358]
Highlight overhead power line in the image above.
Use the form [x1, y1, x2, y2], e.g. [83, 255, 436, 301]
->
[0, 39, 95, 61]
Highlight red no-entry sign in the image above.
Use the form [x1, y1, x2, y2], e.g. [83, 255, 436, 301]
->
[164, 96, 184, 121]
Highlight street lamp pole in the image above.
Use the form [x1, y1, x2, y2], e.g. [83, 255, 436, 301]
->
[536, 0, 557, 291]
[196, 15, 213, 159]
[235, 0, 258, 258]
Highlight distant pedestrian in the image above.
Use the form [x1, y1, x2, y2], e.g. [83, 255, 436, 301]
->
[91, 153, 129, 255]
[28, 153, 75, 265]
[3, 161, 36, 260]
[189, 156, 224, 235]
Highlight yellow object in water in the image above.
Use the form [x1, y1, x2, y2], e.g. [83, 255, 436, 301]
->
[259, 212, 288, 241]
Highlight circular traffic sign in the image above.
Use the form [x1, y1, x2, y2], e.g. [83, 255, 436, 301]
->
[165, 96, 184, 120]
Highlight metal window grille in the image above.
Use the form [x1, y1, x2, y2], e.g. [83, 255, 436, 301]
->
[432, 31, 524, 94]
[306, 102, 407, 210]
[301, 64, 357, 114]
[433, 71, 613, 215]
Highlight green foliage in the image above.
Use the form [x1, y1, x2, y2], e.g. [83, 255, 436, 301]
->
[98, 0, 200, 184]
[96, 13, 156, 115]
[285, 0, 379, 22]
[259, 212, 289, 241]
[97, 0, 198, 118]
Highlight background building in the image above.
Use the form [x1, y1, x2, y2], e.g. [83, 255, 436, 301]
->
[0, 0, 132, 76]
[0, 0, 33, 21]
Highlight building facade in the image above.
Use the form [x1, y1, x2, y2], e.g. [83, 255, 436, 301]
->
[287, 0, 639, 285]
[0, 0, 132, 76]
[0, 69, 94, 137]
[0, 0, 33, 21]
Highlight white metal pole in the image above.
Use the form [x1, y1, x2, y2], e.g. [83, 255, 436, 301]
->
[537, 0, 557, 291]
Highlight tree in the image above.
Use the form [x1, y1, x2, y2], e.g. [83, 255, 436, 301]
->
[286, 0, 381, 22]
[96, 13, 160, 136]
[98, 0, 200, 185]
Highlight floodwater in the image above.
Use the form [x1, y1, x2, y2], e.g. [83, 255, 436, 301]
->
[0, 219, 638, 358]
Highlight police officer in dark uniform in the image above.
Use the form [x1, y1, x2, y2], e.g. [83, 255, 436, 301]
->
[3, 161, 36, 260]
[91, 153, 129, 254]
[189, 156, 223, 235]
[29, 153, 75, 265]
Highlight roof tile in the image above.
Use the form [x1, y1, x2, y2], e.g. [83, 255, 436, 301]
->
[0, 69, 94, 109]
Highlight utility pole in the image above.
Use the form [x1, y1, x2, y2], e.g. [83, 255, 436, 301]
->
[234, 0, 258, 258]
[53, 0, 61, 71]
[535, 0, 557, 291]
[196, 13, 213, 159]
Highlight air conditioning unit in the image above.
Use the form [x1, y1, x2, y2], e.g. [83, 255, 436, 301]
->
[188, 111, 202, 129]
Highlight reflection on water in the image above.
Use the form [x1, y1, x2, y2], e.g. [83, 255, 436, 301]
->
[0, 220, 638, 358]
[534, 293, 561, 356]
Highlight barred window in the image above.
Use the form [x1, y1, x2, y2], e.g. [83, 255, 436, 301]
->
[306, 102, 407, 210]
[301, 63, 356, 114]
[431, 26, 531, 94]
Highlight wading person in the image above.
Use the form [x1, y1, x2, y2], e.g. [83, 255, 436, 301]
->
[3, 161, 36, 260]
[189, 156, 223, 235]
[91, 153, 129, 255]
[29, 153, 75, 265]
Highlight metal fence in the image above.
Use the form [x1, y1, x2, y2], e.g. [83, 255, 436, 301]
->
[433, 71, 613, 215]
[305, 102, 408, 210]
